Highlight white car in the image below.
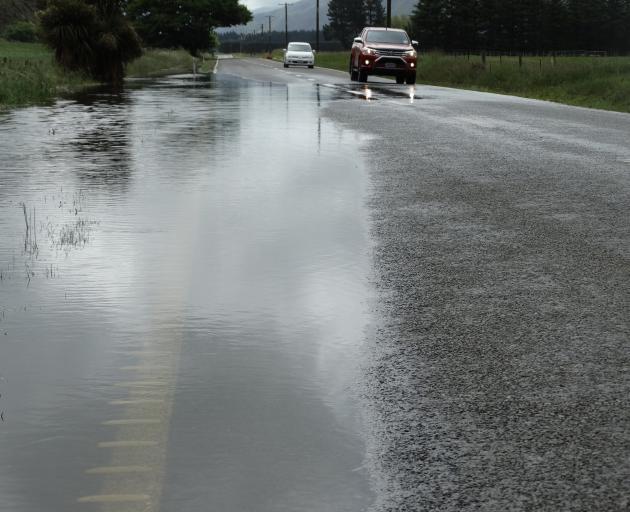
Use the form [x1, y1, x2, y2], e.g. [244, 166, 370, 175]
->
[283, 42, 315, 69]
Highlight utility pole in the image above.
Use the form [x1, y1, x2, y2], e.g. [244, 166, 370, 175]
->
[279, 2, 291, 48]
[265, 15, 274, 53]
[387, 0, 391, 28]
[316, 0, 320, 52]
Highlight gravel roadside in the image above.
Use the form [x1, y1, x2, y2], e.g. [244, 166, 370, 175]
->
[325, 91, 630, 511]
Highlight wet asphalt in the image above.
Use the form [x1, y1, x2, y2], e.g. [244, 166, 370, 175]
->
[219, 58, 630, 510]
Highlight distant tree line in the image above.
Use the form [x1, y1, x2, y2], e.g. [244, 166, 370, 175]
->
[410, 0, 630, 54]
[220, 29, 323, 45]
[218, 29, 346, 52]
[321, 0, 629, 54]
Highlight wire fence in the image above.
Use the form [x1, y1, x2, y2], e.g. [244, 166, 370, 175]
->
[447, 49, 611, 58]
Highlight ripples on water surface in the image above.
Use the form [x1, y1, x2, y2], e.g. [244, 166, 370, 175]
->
[0, 73, 375, 511]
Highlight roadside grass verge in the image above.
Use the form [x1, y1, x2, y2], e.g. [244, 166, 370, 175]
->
[418, 53, 630, 113]
[0, 40, 89, 107]
[289, 49, 630, 113]
[126, 48, 215, 77]
[1, 41, 215, 109]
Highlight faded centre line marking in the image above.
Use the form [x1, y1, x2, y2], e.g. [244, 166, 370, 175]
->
[86, 466, 153, 475]
[108, 398, 165, 405]
[77, 494, 151, 504]
[98, 441, 159, 448]
[113, 381, 168, 388]
[79, 190, 202, 511]
[102, 418, 162, 426]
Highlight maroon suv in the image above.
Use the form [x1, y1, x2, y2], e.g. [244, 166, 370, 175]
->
[349, 27, 418, 84]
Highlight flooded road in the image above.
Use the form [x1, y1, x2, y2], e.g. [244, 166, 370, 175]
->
[3, 57, 630, 512]
[0, 73, 375, 511]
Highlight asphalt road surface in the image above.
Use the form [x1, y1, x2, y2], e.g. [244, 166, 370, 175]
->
[218, 57, 630, 511]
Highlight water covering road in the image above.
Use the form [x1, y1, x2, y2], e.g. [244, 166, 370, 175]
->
[0, 71, 375, 511]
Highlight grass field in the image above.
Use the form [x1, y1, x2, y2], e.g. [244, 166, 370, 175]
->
[300, 50, 630, 113]
[0, 41, 211, 109]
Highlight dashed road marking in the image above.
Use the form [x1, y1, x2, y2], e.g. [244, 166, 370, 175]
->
[102, 419, 161, 426]
[114, 381, 167, 388]
[84, 190, 199, 511]
[98, 441, 159, 448]
[86, 466, 153, 475]
[108, 399, 165, 405]
[120, 365, 168, 371]
[77, 494, 151, 503]
[109, 348, 171, 355]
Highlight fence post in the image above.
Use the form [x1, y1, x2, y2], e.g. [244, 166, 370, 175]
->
[481, 50, 486, 67]
[519, 54, 523, 69]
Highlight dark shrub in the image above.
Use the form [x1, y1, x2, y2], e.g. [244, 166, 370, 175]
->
[4, 21, 38, 42]
[38, 0, 142, 84]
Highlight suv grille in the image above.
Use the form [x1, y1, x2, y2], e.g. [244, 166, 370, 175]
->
[374, 49, 407, 57]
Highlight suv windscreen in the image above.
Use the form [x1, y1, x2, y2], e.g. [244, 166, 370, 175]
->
[365, 30, 409, 45]
[288, 44, 312, 52]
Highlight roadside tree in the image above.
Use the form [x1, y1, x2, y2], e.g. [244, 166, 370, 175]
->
[323, 0, 365, 47]
[365, 0, 385, 25]
[39, 0, 142, 84]
[126, 0, 252, 56]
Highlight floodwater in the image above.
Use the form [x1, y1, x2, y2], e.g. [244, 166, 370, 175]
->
[0, 74, 375, 511]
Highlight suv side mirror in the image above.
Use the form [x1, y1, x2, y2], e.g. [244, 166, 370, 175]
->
[353, 37, 363, 45]
[412, 40, 419, 48]
[312, 50, 316, 54]
[282, 49, 287, 52]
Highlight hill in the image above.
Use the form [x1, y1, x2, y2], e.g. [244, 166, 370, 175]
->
[220, 0, 416, 35]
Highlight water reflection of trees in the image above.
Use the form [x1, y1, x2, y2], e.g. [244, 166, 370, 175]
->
[137, 75, 243, 183]
[68, 86, 134, 192]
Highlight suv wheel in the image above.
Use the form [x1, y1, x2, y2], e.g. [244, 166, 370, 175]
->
[349, 60, 358, 81]
[358, 70, 368, 83]
[406, 72, 416, 85]
[396, 75, 405, 84]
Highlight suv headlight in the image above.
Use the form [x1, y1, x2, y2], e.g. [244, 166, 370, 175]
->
[405, 50, 417, 58]
[362, 47, 376, 56]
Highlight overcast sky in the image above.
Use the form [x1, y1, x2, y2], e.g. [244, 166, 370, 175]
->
[241, 0, 272, 11]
